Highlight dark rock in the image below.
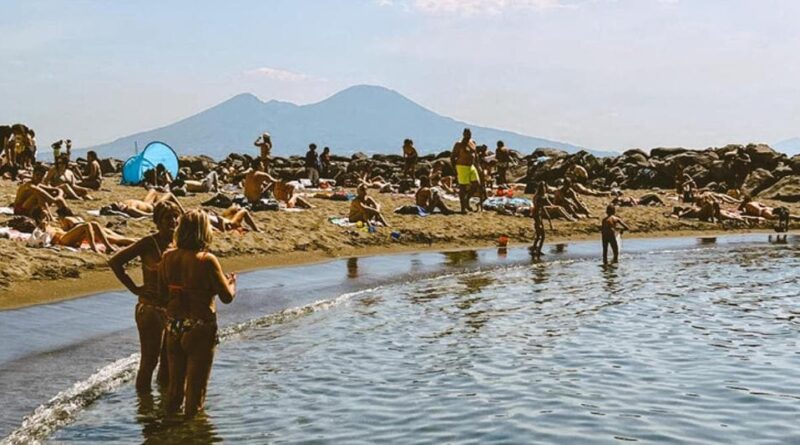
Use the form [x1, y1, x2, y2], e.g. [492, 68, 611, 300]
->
[742, 168, 776, 196]
[650, 147, 688, 158]
[758, 175, 800, 202]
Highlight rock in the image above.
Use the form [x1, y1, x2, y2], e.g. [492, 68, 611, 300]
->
[758, 175, 800, 202]
[650, 147, 688, 158]
[532, 148, 568, 159]
[742, 168, 776, 197]
[99, 158, 121, 175]
[351, 152, 368, 161]
[745, 144, 782, 170]
[179, 155, 214, 174]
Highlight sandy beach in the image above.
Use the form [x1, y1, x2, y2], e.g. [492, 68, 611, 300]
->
[1, 175, 794, 310]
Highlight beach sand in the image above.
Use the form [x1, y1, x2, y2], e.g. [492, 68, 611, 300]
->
[0, 177, 794, 310]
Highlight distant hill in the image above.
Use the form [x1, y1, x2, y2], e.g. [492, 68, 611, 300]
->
[774, 137, 800, 156]
[88, 85, 609, 160]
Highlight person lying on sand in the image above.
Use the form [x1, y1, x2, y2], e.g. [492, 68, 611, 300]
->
[103, 189, 184, 218]
[602, 205, 630, 264]
[572, 182, 611, 197]
[611, 193, 665, 207]
[736, 196, 796, 221]
[54, 207, 135, 246]
[29, 207, 131, 253]
[415, 176, 453, 214]
[671, 195, 717, 222]
[271, 180, 314, 209]
[109, 201, 182, 394]
[350, 184, 390, 227]
[208, 205, 261, 232]
[13, 164, 72, 217]
[183, 171, 220, 194]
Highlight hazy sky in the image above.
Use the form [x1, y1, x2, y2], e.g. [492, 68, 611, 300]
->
[2, 0, 799, 152]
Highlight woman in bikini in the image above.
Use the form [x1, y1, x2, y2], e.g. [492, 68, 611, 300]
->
[109, 201, 182, 394]
[158, 210, 236, 416]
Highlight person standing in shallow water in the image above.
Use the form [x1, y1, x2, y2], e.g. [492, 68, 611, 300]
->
[159, 210, 236, 416]
[601, 204, 630, 264]
[531, 182, 553, 259]
[109, 201, 182, 394]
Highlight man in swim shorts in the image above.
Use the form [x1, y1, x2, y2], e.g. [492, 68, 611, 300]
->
[601, 205, 630, 264]
[451, 128, 482, 214]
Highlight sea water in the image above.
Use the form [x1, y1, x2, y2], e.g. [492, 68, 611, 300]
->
[4, 236, 800, 444]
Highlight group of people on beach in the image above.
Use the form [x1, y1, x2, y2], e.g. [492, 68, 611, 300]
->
[3, 124, 797, 418]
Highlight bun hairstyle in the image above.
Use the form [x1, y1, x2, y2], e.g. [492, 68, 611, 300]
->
[175, 210, 213, 251]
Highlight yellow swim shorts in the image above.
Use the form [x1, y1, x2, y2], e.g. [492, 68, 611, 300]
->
[456, 164, 479, 186]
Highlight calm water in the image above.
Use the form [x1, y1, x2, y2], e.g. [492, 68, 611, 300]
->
[40, 237, 800, 444]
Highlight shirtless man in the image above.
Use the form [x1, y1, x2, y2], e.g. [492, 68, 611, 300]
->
[415, 176, 452, 214]
[349, 184, 390, 227]
[601, 205, 630, 264]
[402, 139, 418, 178]
[272, 180, 314, 209]
[78, 151, 103, 190]
[13, 164, 71, 217]
[495, 141, 511, 185]
[243, 159, 275, 204]
[451, 128, 482, 213]
[44, 155, 93, 200]
[254, 132, 272, 167]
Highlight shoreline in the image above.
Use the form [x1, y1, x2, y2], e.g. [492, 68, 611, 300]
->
[0, 227, 779, 311]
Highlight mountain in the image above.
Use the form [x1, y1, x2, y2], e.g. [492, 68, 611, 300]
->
[774, 137, 800, 156]
[89, 85, 607, 160]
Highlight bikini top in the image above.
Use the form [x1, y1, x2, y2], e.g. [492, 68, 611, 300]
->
[142, 235, 163, 273]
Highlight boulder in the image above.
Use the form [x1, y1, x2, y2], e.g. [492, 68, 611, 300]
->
[758, 175, 800, 202]
[532, 147, 568, 159]
[179, 155, 214, 174]
[650, 147, 688, 158]
[745, 144, 782, 170]
[742, 168, 776, 197]
[99, 158, 121, 175]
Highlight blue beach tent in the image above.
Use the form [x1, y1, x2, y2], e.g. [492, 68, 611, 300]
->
[121, 141, 179, 185]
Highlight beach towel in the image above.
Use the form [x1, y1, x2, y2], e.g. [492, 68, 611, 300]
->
[0, 227, 32, 241]
[393, 205, 429, 217]
[0, 206, 14, 215]
[482, 196, 532, 211]
[329, 216, 356, 227]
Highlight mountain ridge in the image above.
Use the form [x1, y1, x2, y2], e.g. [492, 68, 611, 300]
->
[89, 85, 606, 159]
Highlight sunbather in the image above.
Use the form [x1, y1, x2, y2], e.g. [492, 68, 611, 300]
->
[415, 176, 453, 214]
[30, 208, 129, 253]
[209, 205, 261, 232]
[349, 184, 390, 226]
[13, 164, 72, 217]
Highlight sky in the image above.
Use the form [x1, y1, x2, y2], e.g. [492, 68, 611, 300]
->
[1, 0, 799, 152]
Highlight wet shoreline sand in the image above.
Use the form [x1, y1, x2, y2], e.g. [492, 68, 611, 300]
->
[1, 176, 796, 310]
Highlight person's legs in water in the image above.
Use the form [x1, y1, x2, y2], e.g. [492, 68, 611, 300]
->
[183, 323, 217, 417]
[166, 329, 187, 412]
[136, 305, 167, 394]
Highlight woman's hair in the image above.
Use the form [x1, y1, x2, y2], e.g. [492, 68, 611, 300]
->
[153, 200, 182, 224]
[174, 210, 213, 251]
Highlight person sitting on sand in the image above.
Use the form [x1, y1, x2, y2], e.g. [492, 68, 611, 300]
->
[451, 128, 482, 213]
[208, 205, 261, 232]
[415, 176, 453, 214]
[531, 182, 553, 259]
[144, 164, 173, 190]
[77, 151, 103, 190]
[601, 205, 630, 264]
[349, 184, 390, 227]
[243, 159, 275, 204]
[402, 138, 418, 178]
[611, 193, 665, 207]
[109, 201, 182, 394]
[430, 161, 456, 195]
[159, 210, 237, 417]
[554, 179, 590, 218]
[13, 164, 72, 217]
[43, 154, 94, 200]
[671, 195, 717, 222]
[29, 207, 131, 253]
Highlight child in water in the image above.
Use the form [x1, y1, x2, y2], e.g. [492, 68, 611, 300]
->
[601, 205, 630, 264]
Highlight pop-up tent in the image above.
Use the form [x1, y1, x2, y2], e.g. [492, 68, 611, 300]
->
[121, 141, 179, 185]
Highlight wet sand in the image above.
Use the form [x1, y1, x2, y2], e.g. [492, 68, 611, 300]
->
[1, 176, 795, 309]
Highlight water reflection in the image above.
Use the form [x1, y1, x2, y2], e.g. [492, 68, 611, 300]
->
[600, 263, 620, 294]
[551, 243, 567, 254]
[136, 393, 221, 444]
[346, 257, 358, 279]
[698, 237, 717, 245]
[532, 261, 549, 286]
[442, 250, 478, 267]
[497, 247, 508, 258]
